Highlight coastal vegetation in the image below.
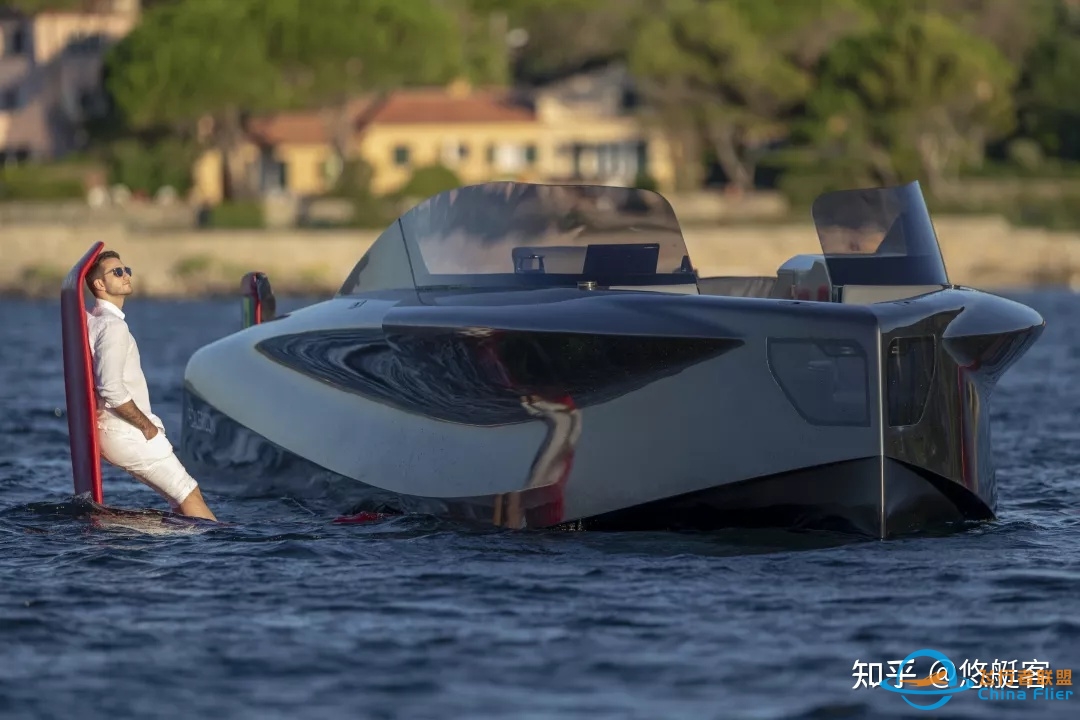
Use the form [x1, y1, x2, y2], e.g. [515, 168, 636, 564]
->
[6, 0, 1080, 228]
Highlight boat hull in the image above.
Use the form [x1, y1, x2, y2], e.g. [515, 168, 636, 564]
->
[181, 384, 996, 536]
[178, 286, 1043, 538]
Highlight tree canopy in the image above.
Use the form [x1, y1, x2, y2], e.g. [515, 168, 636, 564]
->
[103, 0, 466, 197]
[75, 0, 1080, 197]
[807, 11, 1017, 190]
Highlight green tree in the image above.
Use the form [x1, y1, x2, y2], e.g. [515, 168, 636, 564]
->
[104, 0, 467, 200]
[464, 0, 644, 82]
[629, 0, 823, 190]
[254, 0, 464, 169]
[1015, 2, 1080, 160]
[104, 0, 282, 200]
[739, 0, 875, 71]
[807, 10, 1017, 191]
[437, 0, 517, 84]
[103, 137, 197, 195]
[859, 0, 1057, 65]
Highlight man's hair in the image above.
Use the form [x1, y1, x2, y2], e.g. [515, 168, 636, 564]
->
[85, 250, 122, 293]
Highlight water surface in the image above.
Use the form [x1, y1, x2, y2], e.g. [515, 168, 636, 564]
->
[0, 291, 1077, 719]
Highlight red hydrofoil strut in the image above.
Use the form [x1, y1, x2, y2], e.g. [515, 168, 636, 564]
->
[60, 241, 105, 504]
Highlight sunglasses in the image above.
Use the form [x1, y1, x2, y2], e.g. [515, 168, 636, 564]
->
[107, 266, 133, 278]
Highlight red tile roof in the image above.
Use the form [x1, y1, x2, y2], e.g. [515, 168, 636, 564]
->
[245, 87, 536, 145]
[246, 115, 325, 146]
[246, 97, 377, 145]
[366, 88, 534, 125]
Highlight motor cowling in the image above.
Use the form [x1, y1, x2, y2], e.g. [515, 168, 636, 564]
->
[775, 254, 833, 302]
[240, 271, 276, 328]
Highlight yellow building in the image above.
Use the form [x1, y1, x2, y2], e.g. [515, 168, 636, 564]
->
[193, 65, 676, 205]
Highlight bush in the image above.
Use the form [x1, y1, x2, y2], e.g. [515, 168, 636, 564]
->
[927, 189, 1080, 230]
[1005, 139, 1045, 172]
[396, 164, 461, 200]
[173, 254, 214, 278]
[0, 164, 87, 200]
[22, 262, 67, 296]
[207, 201, 264, 228]
[103, 137, 195, 195]
[776, 168, 868, 210]
[634, 170, 659, 192]
[961, 158, 1080, 179]
[329, 158, 375, 199]
[326, 158, 396, 228]
[1007, 195, 1080, 230]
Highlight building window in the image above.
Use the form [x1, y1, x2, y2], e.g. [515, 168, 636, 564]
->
[78, 91, 109, 118]
[0, 147, 31, 166]
[441, 140, 469, 167]
[393, 145, 409, 166]
[8, 27, 26, 56]
[636, 141, 648, 173]
[486, 144, 495, 165]
[569, 143, 584, 177]
[524, 144, 537, 165]
[1, 88, 18, 110]
[68, 33, 106, 55]
[258, 149, 288, 193]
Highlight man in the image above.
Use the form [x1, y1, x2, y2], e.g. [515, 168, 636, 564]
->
[85, 249, 217, 521]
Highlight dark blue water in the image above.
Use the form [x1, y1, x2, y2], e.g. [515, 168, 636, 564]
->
[1, 291, 1078, 720]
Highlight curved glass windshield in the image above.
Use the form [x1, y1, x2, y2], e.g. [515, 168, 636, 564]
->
[394, 182, 695, 290]
[811, 181, 949, 287]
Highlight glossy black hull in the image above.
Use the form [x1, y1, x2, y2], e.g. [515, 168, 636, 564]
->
[182, 382, 994, 538]
[580, 457, 994, 535]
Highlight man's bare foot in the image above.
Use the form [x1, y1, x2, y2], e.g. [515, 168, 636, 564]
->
[177, 487, 217, 521]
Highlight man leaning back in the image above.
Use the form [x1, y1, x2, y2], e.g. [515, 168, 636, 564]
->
[84, 249, 217, 521]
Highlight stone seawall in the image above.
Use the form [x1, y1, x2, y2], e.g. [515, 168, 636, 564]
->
[2, 215, 1079, 298]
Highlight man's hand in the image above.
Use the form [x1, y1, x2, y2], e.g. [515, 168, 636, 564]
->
[113, 400, 159, 440]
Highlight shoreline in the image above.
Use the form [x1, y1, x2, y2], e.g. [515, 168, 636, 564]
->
[2, 215, 1080, 298]
[2, 279, 1075, 301]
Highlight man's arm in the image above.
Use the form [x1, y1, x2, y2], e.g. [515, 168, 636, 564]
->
[92, 321, 158, 439]
[112, 400, 159, 439]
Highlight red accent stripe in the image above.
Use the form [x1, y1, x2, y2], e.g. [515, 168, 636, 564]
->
[332, 511, 391, 524]
[242, 272, 265, 325]
[252, 274, 262, 325]
[957, 365, 966, 487]
[60, 242, 105, 504]
[956, 343, 996, 489]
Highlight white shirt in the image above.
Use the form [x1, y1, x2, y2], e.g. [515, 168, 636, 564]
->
[86, 299, 161, 429]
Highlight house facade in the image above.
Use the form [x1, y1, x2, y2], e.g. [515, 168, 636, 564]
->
[192, 64, 676, 205]
[0, 0, 140, 164]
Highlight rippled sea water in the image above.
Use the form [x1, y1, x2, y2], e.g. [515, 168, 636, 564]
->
[1, 291, 1078, 720]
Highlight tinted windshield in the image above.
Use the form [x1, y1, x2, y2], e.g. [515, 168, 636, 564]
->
[397, 182, 695, 290]
[810, 181, 949, 287]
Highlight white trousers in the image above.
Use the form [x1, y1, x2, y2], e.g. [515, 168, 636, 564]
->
[97, 420, 199, 508]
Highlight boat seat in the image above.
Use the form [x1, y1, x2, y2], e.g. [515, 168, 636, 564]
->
[697, 276, 782, 298]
